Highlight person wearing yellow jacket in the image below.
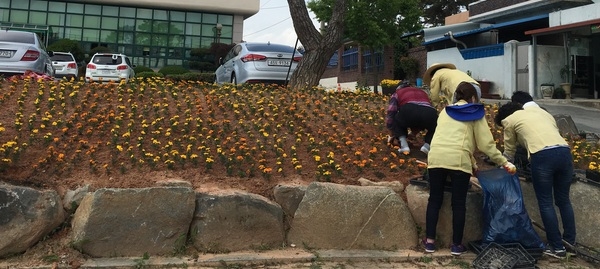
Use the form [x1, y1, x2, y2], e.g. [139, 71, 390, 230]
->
[423, 63, 481, 110]
[494, 94, 576, 259]
[422, 82, 515, 256]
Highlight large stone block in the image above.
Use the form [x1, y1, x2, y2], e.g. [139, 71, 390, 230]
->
[0, 183, 66, 258]
[405, 184, 483, 247]
[288, 182, 417, 250]
[191, 189, 285, 252]
[71, 187, 195, 257]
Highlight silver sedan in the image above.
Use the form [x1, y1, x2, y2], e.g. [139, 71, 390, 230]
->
[0, 30, 54, 77]
[215, 42, 302, 85]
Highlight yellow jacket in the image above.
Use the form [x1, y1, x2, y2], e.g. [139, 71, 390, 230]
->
[429, 69, 478, 108]
[501, 105, 569, 157]
[428, 101, 507, 174]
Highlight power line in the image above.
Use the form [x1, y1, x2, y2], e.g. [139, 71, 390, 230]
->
[244, 17, 291, 37]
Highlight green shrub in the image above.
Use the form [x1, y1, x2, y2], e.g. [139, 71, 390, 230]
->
[166, 72, 215, 82]
[136, 71, 164, 79]
[158, 66, 189, 76]
[48, 39, 85, 62]
[134, 66, 154, 74]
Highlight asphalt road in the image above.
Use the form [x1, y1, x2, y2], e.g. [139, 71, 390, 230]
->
[538, 102, 600, 134]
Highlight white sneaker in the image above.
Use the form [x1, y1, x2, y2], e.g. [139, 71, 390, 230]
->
[399, 147, 410, 154]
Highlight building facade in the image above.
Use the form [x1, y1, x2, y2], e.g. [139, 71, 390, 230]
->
[0, 0, 259, 68]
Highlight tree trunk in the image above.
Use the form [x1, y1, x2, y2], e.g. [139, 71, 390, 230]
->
[287, 0, 347, 90]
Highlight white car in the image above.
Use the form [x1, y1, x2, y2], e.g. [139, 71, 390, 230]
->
[0, 30, 54, 77]
[85, 53, 135, 83]
[51, 52, 78, 80]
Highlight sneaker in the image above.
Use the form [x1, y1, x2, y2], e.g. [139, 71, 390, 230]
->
[399, 147, 410, 155]
[422, 238, 435, 253]
[450, 244, 467, 256]
[544, 245, 566, 259]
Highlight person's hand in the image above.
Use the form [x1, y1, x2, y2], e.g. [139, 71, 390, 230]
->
[502, 161, 517, 175]
[472, 162, 479, 175]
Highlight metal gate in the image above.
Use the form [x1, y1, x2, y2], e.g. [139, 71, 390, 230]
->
[516, 42, 529, 92]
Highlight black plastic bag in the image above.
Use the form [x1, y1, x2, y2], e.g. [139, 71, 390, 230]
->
[477, 168, 544, 249]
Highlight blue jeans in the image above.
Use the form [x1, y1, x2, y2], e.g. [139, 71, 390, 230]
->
[530, 146, 576, 249]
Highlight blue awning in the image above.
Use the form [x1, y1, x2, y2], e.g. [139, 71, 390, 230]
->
[423, 14, 549, 45]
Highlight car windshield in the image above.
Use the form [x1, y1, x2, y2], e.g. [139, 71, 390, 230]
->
[0, 31, 35, 44]
[51, 54, 74, 62]
[92, 55, 123, 65]
[245, 44, 296, 53]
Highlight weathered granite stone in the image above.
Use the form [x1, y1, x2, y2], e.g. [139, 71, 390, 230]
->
[405, 184, 483, 247]
[288, 182, 417, 250]
[191, 189, 285, 252]
[71, 187, 195, 257]
[0, 183, 66, 257]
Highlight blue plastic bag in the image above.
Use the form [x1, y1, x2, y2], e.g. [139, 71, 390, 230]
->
[477, 168, 544, 249]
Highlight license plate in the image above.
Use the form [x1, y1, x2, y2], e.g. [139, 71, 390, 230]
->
[101, 70, 111, 75]
[0, 50, 14, 58]
[267, 60, 290, 66]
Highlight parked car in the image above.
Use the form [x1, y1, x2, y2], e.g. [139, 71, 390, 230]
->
[0, 30, 54, 77]
[214, 42, 302, 85]
[85, 53, 135, 83]
[51, 52, 78, 80]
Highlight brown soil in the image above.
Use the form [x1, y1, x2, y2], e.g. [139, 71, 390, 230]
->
[0, 77, 594, 268]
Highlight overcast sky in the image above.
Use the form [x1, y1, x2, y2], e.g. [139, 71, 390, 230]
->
[242, 0, 319, 47]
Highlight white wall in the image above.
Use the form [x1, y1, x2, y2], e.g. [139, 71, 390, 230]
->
[549, 1, 600, 26]
[427, 46, 513, 98]
[529, 45, 566, 98]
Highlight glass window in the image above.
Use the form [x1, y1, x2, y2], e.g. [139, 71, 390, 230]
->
[201, 37, 214, 48]
[136, 19, 152, 32]
[51, 27, 64, 40]
[202, 13, 217, 24]
[201, 24, 215, 37]
[152, 34, 168, 46]
[118, 32, 134, 44]
[187, 12, 202, 23]
[152, 21, 169, 33]
[82, 29, 99, 42]
[85, 4, 101, 15]
[84, 16, 101, 28]
[47, 13, 65, 26]
[101, 30, 117, 43]
[30, 0, 47, 11]
[137, 8, 152, 19]
[65, 28, 82, 40]
[119, 18, 135, 31]
[10, 10, 28, 23]
[102, 17, 118, 30]
[218, 15, 233, 25]
[0, 9, 9, 21]
[29, 11, 47, 25]
[186, 23, 201, 36]
[170, 11, 185, 21]
[185, 36, 200, 48]
[48, 2, 65, 12]
[170, 22, 184, 35]
[103, 6, 118, 16]
[67, 2, 84, 13]
[11, 0, 29, 9]
[220, 25, 232, 39]
[169, 36, 184, 48]
[66, 14, 83, 27]
[167, 59, 182, 66]
[120, 7, 135, 18]
[154, 10, 167, 20]
[135, 33, 151, 45]
[0, 1, 9, 8]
